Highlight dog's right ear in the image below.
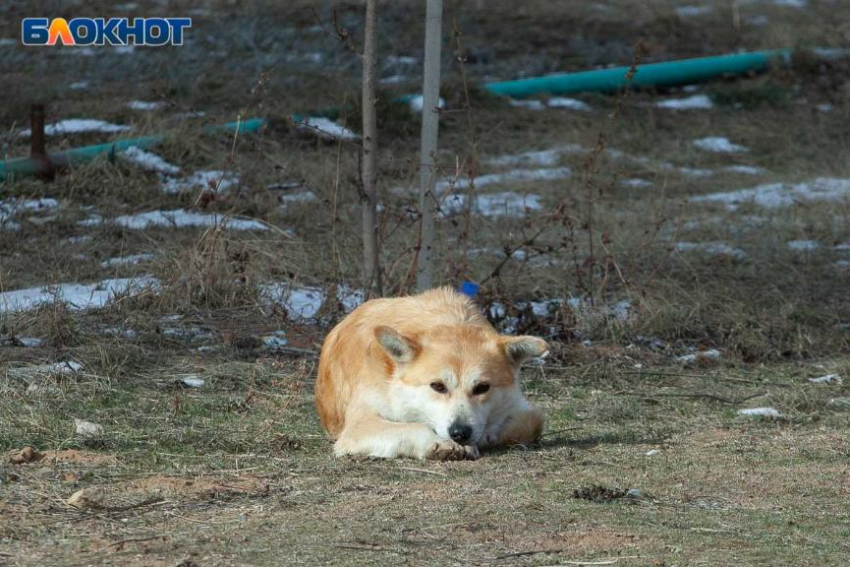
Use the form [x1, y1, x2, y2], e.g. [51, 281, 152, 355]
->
[374, 326, 420, 363]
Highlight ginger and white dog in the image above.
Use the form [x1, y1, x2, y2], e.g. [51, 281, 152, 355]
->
[315, 287, 548, 460]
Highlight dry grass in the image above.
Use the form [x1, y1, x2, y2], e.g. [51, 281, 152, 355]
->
[2, 0, 850, 565]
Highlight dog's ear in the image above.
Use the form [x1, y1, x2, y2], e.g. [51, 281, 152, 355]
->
[375, 326, 420, 363]
[501, 335, 549, 366]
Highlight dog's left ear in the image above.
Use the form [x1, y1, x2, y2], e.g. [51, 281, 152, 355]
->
[501, 336, 549, 366]
[375, 326, 420, 363]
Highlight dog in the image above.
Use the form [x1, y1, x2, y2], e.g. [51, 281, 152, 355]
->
[315, 287, 548, 460]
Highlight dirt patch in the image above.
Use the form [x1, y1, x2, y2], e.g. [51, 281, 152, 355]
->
[43, 450, 119, 467]
[125, 474, 269, 499]
[8, 446, 42, 464]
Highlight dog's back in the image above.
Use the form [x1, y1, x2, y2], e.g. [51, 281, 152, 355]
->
[316, 287, 487, 437]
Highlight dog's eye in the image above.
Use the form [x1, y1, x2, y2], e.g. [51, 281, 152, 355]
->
[430, 381, 448, 394]
[472, 383, 490, 395]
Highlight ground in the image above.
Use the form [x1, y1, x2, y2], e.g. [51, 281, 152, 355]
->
[1, 0, 850, 565]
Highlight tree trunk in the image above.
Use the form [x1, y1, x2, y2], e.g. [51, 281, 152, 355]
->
[415, 0, 443, 292]
[361, 0, 382, 296]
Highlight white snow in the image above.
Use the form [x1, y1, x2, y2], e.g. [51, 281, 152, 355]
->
[723, 165, 765, 175]
[436, 167, 571, 193]
[692, 137, 749, 153]
[690, 178, 850, 210]
[772, 0, 806, 7]
[297, 117, 360, 141]
[675, 242, 747, 260]
[19, 119, 131, 137]
[279, 191, 317, 206]
[379, 75, 408, 85]
[787, 240, 820, 251]
[676, 349, 722, 363]
[622, 178, 653, 188]
[1, 198, 59, 226]
[108, 209, 268, 230]
[817, 103, 834, 113]
[100, 253, 155, 268]
[0, 277, 158, 313]
[408, 95, 447, 113]
[162, 170, 238, 194]
[810, 374, 842, 384]
[676, 5, 712, 16]
[835, 243, 850, 251]
[835, 260, 850, 269]
[679, 167, 714, 178]
[126, 100, 165, 111]
[547, 97, 592, 111]
[509, 99, 546, 110]
[442, 192, 543, 218]
[387, 55, 418, 65]
[120, 146, 181, 175]
[181, 376, 205, 388]
[260, 284, 363, 321]
[69, 81, 90, 90]
[645, 449, 661, 456]
[112, 210, 267, 231]
[655, 94, 714, 110]
[262, 331, 289, 348]
[13, 361, 83, 376]
[487, 145, 582, 167]
[19, 337, 45, 347]
[738, 407, 781, 418]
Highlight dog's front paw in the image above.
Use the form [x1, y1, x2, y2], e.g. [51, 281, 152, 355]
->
[426, 441, 480, 461]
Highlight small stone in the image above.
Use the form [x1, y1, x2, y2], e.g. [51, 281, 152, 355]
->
[180, 376, 205, 388]
[810, 374, 842, 384]
[737, 407, 781, 418]
[74, 418, 104, 438]
[66, 488, 104, 509]
[626, 488, 642, 498]
[645, 449, 660, 456]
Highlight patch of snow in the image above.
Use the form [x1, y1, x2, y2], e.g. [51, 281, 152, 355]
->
[737, 407, 781, 418]
[387, 55, 418, 65]
[69, 81, 90, 90]
[15, 361, 83, 376]
[442, 192, 543, 218]
[676, 5, 712, 16]
[162, 170, 238, 194]
[262, 331, 289, 349]
[100, 253, 155, 268]
[547, 97, 592, 111]
[487, 145, 582, 167]
[120, 147, 181, 175]
[509, 99, 546, 110]
[692, 137, 749, 153]
[380, 75, 408, 85]
[296, 117, 360, 141]
[675, 242, 747, 260]
[676, 349, 722, 364]
[835, 260, 850, 269]
[126, 100, 164, 111]
[162, 327, 215, 342]
[279, 191, 317, 206]
[0, 198, 60, 226]
[817, 103, 834, 113]
[0, 277, 158, 313]
[260, 284, 363, 322]
[690, 178, 850, 210]
[678, 167, 715, 178]
[834, 243, 850, 251]
[723, 165, 765, 175]
[181, 376, 205, 388]
[408, 95, 447, 113]
[19, 337, 45, 347]
[655, 94, 714, 110]
[19, 119, 131, 137]
[622, 178, 653, 188]
[113, 210, 266, 231]
[436, 167, 571, 193]
[787, 239, 820, 251]
[772, 0, 806, 7]
[810, 374, 842, 384]
[645, 449, 661, 456]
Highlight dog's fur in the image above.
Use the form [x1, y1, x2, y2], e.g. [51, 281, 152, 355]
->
[315, 287, 548, 460]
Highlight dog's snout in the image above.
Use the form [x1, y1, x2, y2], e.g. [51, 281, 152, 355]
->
[449, 422, 473, 444]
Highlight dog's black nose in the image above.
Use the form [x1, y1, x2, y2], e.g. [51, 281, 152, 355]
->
[449, 423, 472, 444]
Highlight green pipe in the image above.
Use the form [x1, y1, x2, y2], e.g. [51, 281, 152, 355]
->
[0, 117, 266, 182]
[483, 49, 791, 98]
